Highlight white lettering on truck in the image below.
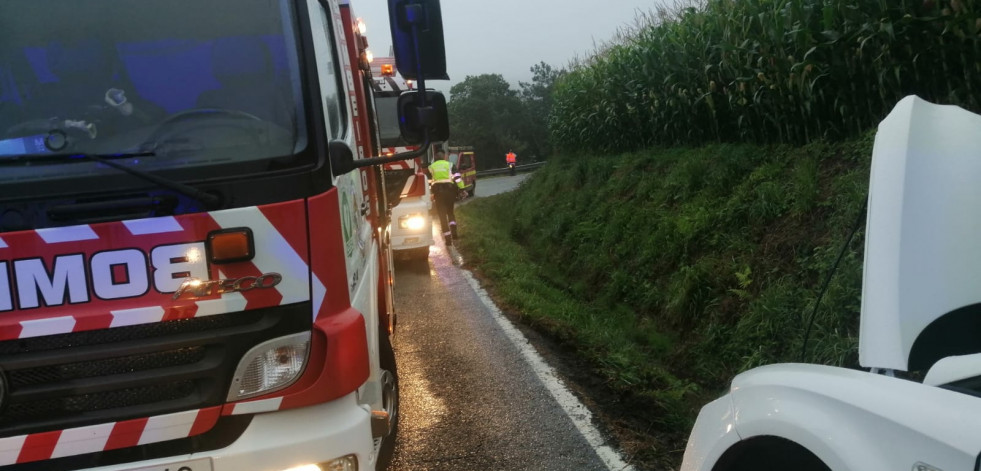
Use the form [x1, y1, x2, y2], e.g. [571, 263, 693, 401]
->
[15, 255, 89, 309]
[0, 242, 208, 311]
[91, 249, 150, 300]
[0, 262, 11, 311]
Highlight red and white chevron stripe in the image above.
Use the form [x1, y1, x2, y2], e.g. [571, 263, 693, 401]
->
[0, 407, 221, 465]
[383, 161, 411, 170]
[399, 174, 428, 199]
[0, 200, 323, 341]
[381, 147, 422, 172]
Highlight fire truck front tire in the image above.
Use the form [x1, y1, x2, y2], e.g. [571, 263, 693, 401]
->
[376, 331, 400, 469]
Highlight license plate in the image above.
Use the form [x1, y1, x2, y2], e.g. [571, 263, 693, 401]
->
[404, 237, 420, 244]
[127, 458, 213, 471]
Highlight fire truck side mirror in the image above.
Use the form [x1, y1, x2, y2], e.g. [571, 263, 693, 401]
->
[328, 139, 356, 176]
[397, 90, 449, 144]
[388, 0, 449, 80]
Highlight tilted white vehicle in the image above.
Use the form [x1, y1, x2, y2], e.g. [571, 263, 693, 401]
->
[681, 95, 981, 471]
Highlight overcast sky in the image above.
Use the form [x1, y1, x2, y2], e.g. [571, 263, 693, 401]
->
[354, 0, 671, 97]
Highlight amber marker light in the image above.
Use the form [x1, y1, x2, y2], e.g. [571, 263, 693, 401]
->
[207, 228, 255, 264]
[381, 63, 394, 76]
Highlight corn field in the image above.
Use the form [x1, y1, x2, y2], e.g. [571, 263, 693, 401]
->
[550, 0, 981, 153]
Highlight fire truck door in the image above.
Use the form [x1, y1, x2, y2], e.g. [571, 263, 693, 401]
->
[309, 0, 375, 319]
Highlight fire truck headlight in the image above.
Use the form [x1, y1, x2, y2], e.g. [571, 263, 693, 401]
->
[398, 213, 426, 231]
[228, 332, 310, 401]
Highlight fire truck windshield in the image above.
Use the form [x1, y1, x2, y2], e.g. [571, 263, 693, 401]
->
[0, 0, 308, 186]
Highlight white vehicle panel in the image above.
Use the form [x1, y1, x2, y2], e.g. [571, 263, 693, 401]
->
[861, 96, 981, 371]
[924, 352, 981, 386]
[680, 395, 739, 471]
[736, 364, 981, 470]
[126, 458, 211, 471]
[686, 363, 981, 471]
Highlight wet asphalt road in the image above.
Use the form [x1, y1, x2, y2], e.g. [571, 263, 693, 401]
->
[470, 172, 532, 198]
[387, 173, 614, 470]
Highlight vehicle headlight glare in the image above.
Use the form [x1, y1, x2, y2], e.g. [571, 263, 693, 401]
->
[228, 332, 310, 401]
[398, 213, 426, 231]
[284, 455, 356, 471]
[282, 465, 322, 471]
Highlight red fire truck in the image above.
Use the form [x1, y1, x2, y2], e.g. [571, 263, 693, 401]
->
[371, 56, 433, 259]
[0, 0, 448, 470]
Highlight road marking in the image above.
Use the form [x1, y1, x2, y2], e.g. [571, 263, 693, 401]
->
[461, 270, 635, 471]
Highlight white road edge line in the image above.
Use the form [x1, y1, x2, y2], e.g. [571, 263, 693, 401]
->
[461, 270, 636, 471]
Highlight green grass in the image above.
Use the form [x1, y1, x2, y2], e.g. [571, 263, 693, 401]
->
[455, 131, 874, 466]
[458, 196, 689, 417]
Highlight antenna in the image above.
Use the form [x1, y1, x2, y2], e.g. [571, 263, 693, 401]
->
[799, 199, 867, 362]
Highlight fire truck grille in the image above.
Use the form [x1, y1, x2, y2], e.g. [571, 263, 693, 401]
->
[9, 347, 207, 387]
[0, 303, 310, 437]
[4, 382, 196, 422]
[0, 314, 257, 355]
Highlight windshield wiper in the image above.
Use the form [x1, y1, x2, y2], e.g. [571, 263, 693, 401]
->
[0, 151, 220, 208]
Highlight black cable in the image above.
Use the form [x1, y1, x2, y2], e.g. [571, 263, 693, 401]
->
[799, 198, 868, 362]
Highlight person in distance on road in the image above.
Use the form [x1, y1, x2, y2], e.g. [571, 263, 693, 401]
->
[428, 150, 465, 245]
[506, 149, 517, 165]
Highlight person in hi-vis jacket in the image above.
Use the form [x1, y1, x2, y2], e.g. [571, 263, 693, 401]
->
[428, 151, 465, 245]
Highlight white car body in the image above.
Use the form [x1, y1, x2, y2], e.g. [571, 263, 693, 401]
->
[682, 96, 981, 471]
[682, 364, 981, 471]
[389, 171, 434, 254]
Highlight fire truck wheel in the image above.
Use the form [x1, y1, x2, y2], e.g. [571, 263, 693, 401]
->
[376, 331, 399, 469]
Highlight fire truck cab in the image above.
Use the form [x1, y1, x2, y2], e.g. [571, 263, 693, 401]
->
[0, 0, 448, 470]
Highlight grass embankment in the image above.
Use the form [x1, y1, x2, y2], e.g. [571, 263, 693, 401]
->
[456, 134, 873, 467]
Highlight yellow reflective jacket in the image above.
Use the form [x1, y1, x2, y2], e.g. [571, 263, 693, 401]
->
[430, 160, 464, 189]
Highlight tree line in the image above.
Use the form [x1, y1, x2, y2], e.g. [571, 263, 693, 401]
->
[447, 62, 563, 171]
